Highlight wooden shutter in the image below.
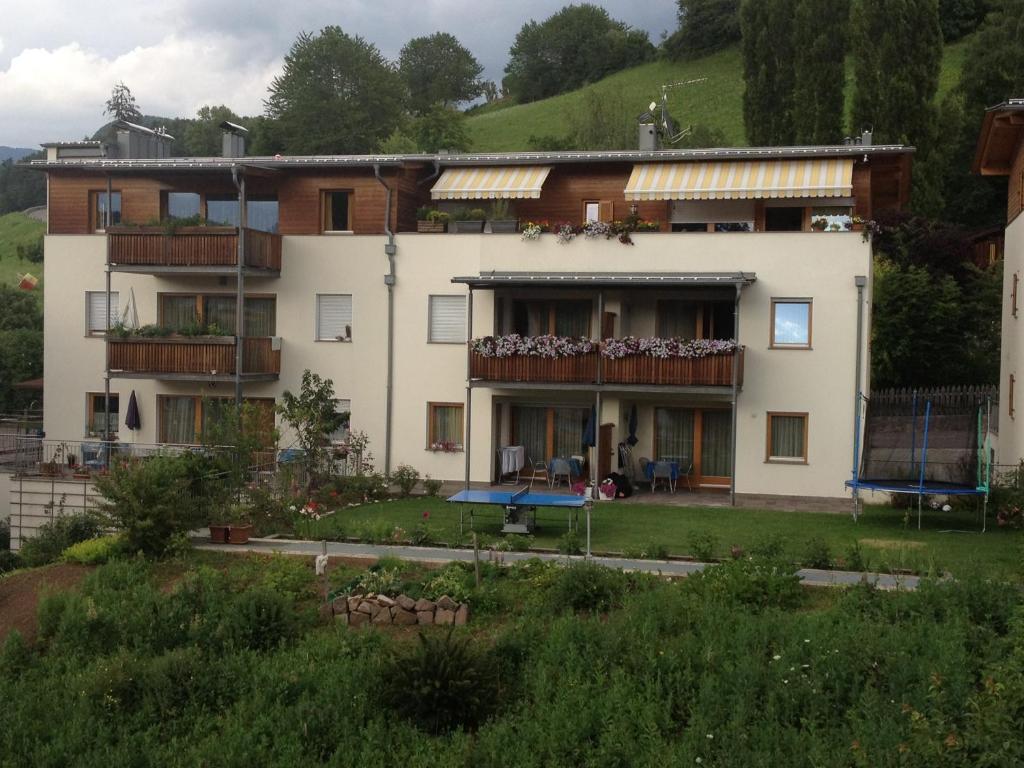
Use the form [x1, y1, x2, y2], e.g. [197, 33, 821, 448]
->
[316, 294, 352, 340]
[601, 311, 617, 340]
[598, 200, 614, 222]
[87, 291, 119, 333]
[429, 295, 466, 343]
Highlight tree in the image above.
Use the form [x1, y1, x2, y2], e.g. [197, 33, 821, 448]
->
[740, 0, 797, 145]
[938, 0, 991, 41]
[0, 329, 43, 414]
[0, 153, 46, 215]
[277, 370, 345, 488]
[410, 105, 472, 153]
[104, 82, 142, 122]
[850, 0, 942, 146]
[504, 4, 655, 103]
[663, 0, 741, 61]
[182, 105, 245, 156]
[399, 33, 484, 114]
[791, 0, 850, 144]
[265, 27, 406, 154]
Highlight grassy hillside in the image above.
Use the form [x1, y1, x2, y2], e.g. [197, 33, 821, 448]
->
[0, 212, 45, 301]
[467, 42, 969, 151]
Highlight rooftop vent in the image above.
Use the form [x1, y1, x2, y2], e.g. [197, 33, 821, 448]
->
[113, 120, 174, 159]
[637, 108, 659, 151]
[219, 121, 248, 158]
[843, 128, 874, 147]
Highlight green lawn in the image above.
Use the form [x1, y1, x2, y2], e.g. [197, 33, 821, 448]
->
[466, 42, 969, 151]
[297, 496, 1021, 581]
[0, 212, 44, 301]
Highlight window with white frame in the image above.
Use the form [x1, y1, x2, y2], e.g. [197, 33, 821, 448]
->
[86, 291, 119, 335]
[316, 294, 353, 341]
[428, 295, 466, 343]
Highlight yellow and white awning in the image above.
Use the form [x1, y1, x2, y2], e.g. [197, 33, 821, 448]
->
[624, 158, 853, 201]
[431, 165, 553, 200]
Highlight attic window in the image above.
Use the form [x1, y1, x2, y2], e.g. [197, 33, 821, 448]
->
[322, 190, 352, 232]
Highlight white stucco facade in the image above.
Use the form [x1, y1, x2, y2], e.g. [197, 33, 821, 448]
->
[997, 215, 1024, 465]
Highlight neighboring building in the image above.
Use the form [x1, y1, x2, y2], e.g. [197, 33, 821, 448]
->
[33, 123, 912, 504]
[975, 99, 1024, 465]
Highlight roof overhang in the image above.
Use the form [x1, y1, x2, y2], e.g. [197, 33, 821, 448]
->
[28, 156, 409, 173]
[452, 272, 757, 289]
[973, 99, 1024, 175]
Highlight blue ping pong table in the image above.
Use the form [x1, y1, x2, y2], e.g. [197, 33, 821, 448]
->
[447, 487, 587, 534]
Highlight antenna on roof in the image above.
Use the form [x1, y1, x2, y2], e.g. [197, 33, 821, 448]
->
[657, 78, 708, 144]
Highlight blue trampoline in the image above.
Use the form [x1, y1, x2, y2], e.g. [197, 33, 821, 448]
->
[846, 390, 993, 530]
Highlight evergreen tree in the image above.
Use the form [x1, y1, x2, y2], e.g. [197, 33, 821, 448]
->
[104, 82, 142, 122]
[399, 33, 484, 114]
[791, 0, 850, 144]
[265, 27, 406, 155]
[664, 0, 741, 61]
[740, 0, 797, 145]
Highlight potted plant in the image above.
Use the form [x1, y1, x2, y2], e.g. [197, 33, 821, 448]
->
[209, 503, 253, 545]
[451, 208, 486, 234]
[417, 207, 449, 233]
[488, 199, 517, 233]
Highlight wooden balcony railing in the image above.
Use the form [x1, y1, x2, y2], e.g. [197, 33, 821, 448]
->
[108, 226, 282, 272]
[108, 336, 280, 377]
[469, 347, 743, 387]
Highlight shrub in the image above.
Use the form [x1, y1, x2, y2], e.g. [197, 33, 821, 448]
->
[749, 532, 787, 559]
[62, 535, 122, 565]
[409, 521, 434, 546]
[93, 455, 207, 557]
[0, 630, 31, 681]
[624, 541, 669, 560]
[548, 562, 627, 613]
[843, 541, 868, 572]
[380, 630, 498, 734]
[0, 517, 9, 549]
[687, 529, 717, 561]
[423, 475, 443, 497]
[802, 538, 832, 569]
[356, 567, 401, 596]
[423, 565, 471, 603]
[359, 520, 397, 544]
[689, 557, 804, 610]
[557, 531, 582, 555]
[390, 464, 420, 497]
[335, 472, 390, 501]
[0, 549, 21, 574]
[216, 588, 298, 652]
[19, 513, 103, 567]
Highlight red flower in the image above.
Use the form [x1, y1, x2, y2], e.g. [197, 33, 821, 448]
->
[330, 491, 338, 497]
[308, 501, 319, 509]
[422, 511, 430, 519]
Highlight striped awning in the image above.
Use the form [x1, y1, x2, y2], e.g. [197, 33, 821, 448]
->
[431, 165, 553, 200]
[624, 158, 853, 201]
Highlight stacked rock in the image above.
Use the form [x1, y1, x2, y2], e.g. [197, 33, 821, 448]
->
[326, 593, 469, 627]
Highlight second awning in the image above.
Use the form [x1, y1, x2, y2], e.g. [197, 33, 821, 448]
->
[624, 158, 853, 201]
[431, 165, 553, 200]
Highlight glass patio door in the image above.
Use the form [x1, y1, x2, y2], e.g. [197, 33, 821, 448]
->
[700, 410, 732, 480]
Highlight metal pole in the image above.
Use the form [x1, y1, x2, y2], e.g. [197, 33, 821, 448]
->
[373, 164, 396, 476]
[585, 502, 592, 560]
[729, 284, 741, 506]
[917, 400, 932, 530]
[592, 391, 602, 501]
[852, 276, 867, 520]
[234, 171, 246, 409]
[464, 287, 473, 495]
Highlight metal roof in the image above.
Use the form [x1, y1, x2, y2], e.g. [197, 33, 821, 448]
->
[29, 142, 912, 172]
[985, 99, 1024, 111]
[39, 140, 102, 148]
[452, 272, 757, 288]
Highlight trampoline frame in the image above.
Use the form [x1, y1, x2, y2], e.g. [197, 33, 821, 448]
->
[846, 393, 993, 530]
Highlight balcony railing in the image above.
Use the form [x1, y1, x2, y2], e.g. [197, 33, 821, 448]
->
[108, 336, 280, 378]
[108, 226, 282, 272]
[470, 347, 742, 387]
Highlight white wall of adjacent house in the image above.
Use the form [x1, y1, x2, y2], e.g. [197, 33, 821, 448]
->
[42, 230, 870, 500]
[998, 215, 1024, 466]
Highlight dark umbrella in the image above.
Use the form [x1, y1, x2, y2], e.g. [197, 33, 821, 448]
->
[581, 405, 596, 450]
[125, 390, 141, 431]
[626, 404, 639, 446]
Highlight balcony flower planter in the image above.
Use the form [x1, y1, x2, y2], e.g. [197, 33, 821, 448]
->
[489, 219, 518, 234]
[417, 221, 447, 233]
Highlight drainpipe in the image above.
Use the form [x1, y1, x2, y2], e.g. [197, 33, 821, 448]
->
[373, 164, 397, 475]
[729, 284, 741, 506]
[465, 287, 474, 493]
[104, 174, 112, 445]
[852, 275, 867, 518]
[230, 166, 247, 409]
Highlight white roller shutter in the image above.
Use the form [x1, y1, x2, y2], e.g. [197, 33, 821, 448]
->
[429, 295, 466, 343]
[86, 291, 119, 334]
[316, 294, 352, 341]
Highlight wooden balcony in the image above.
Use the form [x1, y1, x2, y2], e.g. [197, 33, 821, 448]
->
[108, 226, 281, 275]
[108, 336, 280, 381]
[469, 347, 742, 389]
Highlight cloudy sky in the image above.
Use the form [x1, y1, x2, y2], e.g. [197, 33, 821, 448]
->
[0, 0, 677, 148]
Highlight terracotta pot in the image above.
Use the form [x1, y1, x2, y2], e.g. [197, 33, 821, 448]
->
[208, 524, 230, 544]
[227, 524, 253, 545]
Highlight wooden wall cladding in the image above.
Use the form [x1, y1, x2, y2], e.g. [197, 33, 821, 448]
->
[277, 171, 392, 235]
[1009, 140, 1024, 224]
[49, 174, 162, 234]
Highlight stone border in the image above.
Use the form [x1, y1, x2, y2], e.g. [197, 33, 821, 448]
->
[324, 593, 469, 627]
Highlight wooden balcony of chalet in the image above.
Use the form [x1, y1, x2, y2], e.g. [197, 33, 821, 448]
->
[108, 226, 281, 276]
[469, 346, 743, 392]
[108, 336, 280, 382]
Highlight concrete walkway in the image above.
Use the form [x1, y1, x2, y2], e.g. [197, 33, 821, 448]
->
[195, 537, 921, 591]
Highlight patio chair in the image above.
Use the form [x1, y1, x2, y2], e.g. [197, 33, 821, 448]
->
[638, 457, 652, 486]
[679, 461, 694, 492]
[527, 456, 549, 489]
[651, 461, 676, 493]
[550, 457, 574, 488]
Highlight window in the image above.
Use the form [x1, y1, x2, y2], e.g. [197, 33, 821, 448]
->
[206, 194, 280, 233]
[322, 191, 352, 232]
[166, 192, 201, 220]
[652, 407, 733, 482]
[158, 294, 275, 336]
[766, 412, 808, 463]
[158, 396, 275, 445]
[331, 399, 351, 443]
[810, 206, 853, 232]
[511, 405, 588, 467]
[671, 222, 710, 233]
[1013, 273, 1019, 319]
[86, 291, 119, 335]
[316, 294, 353, 341]
[86, 393, 119, 436]
[656, 300, 698, 340]
[771, 299, 812, 348]
[90, 191, 121, 231]
[764, 206, 804, 232]
[428, 403, 464, 451]
[429, 295, 466, 343]
[510, 300, 591, 336]
[582, 200, 612, 223]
